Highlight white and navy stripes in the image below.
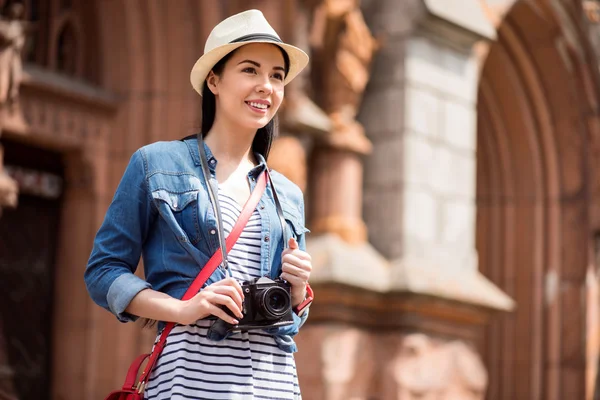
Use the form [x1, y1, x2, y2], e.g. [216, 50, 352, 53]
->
[144, 191, 302, 399]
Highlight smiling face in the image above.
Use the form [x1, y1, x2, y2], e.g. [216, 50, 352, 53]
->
[206, 43, 287, 132]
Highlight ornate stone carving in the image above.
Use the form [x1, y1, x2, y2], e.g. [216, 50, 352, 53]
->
[309, 0, 379, 154]
[296, 324, 488, 399]
[391, 334, 487, 400]
[584, 0, 600, 23]
[321, 328, 376, 400]
[0, 2, 28, 214]
[3, 165, 62, 199]
[0, 2, 31, 109]
[18, 94, 107, 143]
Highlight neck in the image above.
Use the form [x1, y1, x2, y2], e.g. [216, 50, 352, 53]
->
[204, 115, 257, 166]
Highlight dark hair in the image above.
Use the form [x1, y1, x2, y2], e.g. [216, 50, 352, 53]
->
[201, 45, 290, 160]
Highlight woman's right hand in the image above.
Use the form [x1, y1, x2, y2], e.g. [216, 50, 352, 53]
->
[176, 277, 245, 326]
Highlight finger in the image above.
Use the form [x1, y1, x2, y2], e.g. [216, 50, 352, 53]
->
[280, 271, 306, 288]
[283, 249, 311, 262]
[282, 254, 312, 272]
[281, 262, 310, 281]
[225, 277, 245, 300]
[288, 237, 299, 250]
[297, 250, 311, 261]
[209, 293, 244, 319]
[206, 303, 239, 325]
[212, 285, 244, 310]
[213, 277, 245, 300]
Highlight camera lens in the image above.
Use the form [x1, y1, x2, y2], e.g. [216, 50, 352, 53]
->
[259, 286, 291, 319]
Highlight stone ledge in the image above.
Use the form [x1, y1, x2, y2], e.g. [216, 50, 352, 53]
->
[307, 233, 391, 292]
[22, 64, 118, 111]
[1, 66, 117, 148]
[391, 257, 515, 311]
[305, 283, 495, 341]
[307, 233, 515, 312]
[421, 0, 497, 43]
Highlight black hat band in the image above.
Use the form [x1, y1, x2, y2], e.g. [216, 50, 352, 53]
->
[230, 34, 283, 44]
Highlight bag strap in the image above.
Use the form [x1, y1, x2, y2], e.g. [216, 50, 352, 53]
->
[197, 133, 230, 272]
[123, 353, 150, 391]
[132, 168, 268, 393]
[256, 152, 290, 250]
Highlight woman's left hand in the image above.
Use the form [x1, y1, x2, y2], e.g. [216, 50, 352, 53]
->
[280, 237, 312, 307]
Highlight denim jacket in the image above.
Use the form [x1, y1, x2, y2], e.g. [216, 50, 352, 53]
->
[84, 136, 310, 353]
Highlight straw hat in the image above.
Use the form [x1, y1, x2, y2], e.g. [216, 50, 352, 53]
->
[190, 9, 309, 96]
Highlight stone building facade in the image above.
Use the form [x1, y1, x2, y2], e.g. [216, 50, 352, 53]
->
[0, 0, 599, 399]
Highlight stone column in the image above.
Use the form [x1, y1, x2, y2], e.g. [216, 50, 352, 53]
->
[366, 0, 512, 394]
[297, 1, 515, 399]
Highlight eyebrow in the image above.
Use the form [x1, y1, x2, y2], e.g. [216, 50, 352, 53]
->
[237, 59, 285, 72]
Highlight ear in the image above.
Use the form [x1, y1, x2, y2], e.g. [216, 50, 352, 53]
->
[206, 71, 219, 96]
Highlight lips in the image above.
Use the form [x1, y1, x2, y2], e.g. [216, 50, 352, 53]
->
[245, 101, 270, 113]
[247, 101, 268, 109]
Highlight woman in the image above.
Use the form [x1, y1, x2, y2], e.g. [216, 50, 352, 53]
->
[85, 10, 313, 399]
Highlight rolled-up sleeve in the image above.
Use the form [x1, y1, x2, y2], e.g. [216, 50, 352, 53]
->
[84, 149, 154, 322]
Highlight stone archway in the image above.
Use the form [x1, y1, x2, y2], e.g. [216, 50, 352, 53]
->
[476, 1, 600, 399]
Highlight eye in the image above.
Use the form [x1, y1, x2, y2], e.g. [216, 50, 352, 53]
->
[242, 67, 256, 74]
[272, 72, 284, 81]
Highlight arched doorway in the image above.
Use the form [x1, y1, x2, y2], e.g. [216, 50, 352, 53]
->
[476, 1, 600, 399]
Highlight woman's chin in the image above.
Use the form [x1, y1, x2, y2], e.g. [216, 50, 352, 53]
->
[242, 117, 271, 130]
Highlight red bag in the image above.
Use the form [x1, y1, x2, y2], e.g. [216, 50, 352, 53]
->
[104, 170, 267, 399]
[105, 354, 150, 399]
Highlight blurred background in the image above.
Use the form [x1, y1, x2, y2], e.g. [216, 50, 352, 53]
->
[0, 0, 599, 399]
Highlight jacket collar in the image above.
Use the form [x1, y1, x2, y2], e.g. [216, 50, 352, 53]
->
[183, 134, 267, 177]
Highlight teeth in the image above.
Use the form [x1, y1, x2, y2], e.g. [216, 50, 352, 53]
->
[249, 102, 268, 109]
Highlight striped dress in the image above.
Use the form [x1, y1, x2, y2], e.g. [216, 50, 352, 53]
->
[144, 191, 302, 400]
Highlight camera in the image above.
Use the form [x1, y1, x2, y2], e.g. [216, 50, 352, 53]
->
[207, 276, 294, 336]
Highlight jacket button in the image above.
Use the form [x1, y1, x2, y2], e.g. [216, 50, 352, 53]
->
[260, 205, 265, 210]
[210, 229, 216, 235]
[264, 235, 270, 242]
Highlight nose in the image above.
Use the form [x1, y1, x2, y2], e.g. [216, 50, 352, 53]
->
[256, 73, 273, 94]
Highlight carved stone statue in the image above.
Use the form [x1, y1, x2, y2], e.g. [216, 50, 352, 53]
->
[308, 0, 379, 153]
[390, 334, 488, 399]
[0, 1, 30, 108]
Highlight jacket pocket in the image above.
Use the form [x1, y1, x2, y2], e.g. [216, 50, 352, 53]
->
[149, 172, 204, 244]
[152, 188, 202, 244]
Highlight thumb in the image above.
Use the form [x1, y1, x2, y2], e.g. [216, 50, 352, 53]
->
[288, 237, 299, 250]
